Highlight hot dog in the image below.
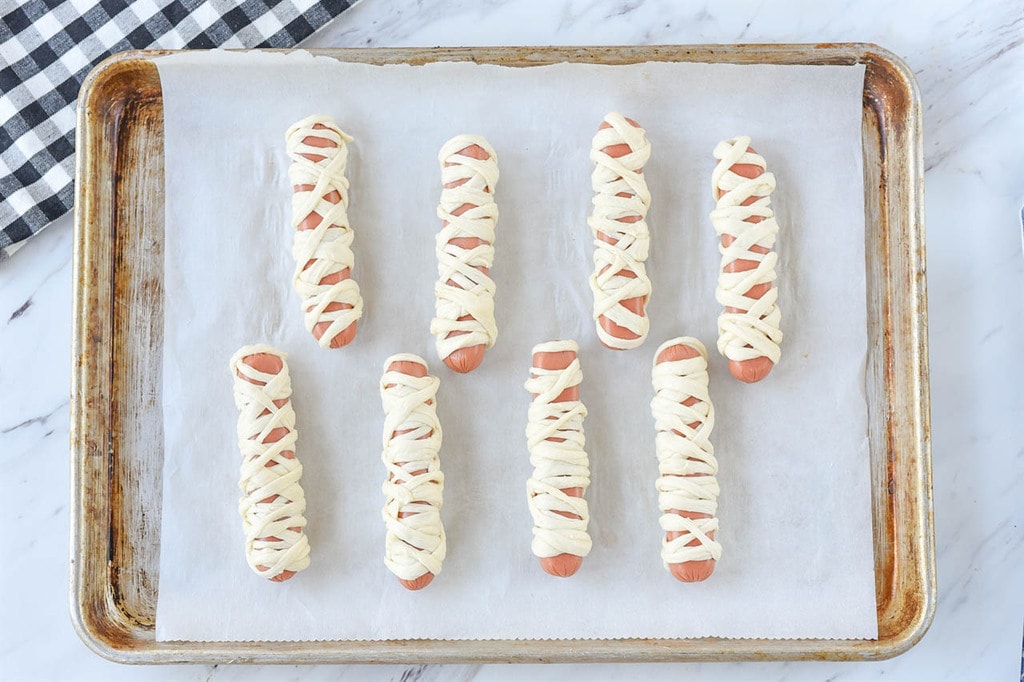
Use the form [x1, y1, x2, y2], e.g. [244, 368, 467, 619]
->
[524, 340, 591, 577]
[380, 353, 446, 590]
[588, 113, 652, 351]
[229, 344, 310, 582]
[285, 115, 364, 349]
[650, 337, 720, 582]
[711, 136, 782, 383]
[431, 135, 500, 373]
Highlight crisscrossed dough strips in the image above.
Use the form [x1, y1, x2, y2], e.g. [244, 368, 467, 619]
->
[650, 338, 721, 566]
[286, 114, 364, 348]
[229, 344, 310, 580]
[524, 340, 592, 559]
[431, 135, 500, 362]
[379, 354, 446, 583]
[711, 136, 782, 365]
[588, 112, 652, 350]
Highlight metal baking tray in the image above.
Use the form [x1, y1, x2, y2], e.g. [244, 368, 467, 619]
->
[71, 44, 933, 664]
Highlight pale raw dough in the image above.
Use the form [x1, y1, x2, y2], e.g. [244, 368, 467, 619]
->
[588, 112, 652, 350]
[710, 136, 783, 364]
[285, 114, 364, 348]
[379, 354, 446, 581]
[229, 344, 311, 580]
[431, 134, 500, 361]
[650, 337, 721, 566]
[524, 340, 592, 559]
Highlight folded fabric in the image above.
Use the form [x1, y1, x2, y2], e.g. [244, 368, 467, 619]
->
[0, 0, 354, 261]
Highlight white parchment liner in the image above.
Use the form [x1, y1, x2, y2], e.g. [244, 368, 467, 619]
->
[154, 51, 876, 642]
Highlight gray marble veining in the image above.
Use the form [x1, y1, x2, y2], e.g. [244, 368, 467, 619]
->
[2, 0, 1021, 679]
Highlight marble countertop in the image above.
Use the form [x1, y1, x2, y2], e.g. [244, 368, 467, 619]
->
[2, 0, 1021, 679]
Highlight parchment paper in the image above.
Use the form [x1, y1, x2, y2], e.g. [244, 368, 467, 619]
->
[154, 50, 876, 642]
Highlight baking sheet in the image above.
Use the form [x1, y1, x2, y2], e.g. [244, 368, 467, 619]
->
[154, 50, 876, 642]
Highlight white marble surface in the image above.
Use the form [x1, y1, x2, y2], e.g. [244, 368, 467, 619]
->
[1, 0, 1021, 679]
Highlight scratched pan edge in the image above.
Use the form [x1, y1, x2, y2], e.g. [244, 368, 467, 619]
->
[69, 44, 933, 664]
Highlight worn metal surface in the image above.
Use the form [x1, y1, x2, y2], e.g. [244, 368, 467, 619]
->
[70, 44, 933, 663]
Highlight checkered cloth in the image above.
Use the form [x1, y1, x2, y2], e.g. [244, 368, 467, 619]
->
[0, 0, 354, 261]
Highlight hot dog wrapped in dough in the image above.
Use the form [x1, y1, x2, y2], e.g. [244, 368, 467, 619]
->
[525, 340, 591, 577]
[588, 112, 652, 350]
[650, 337, 720, 582]
[286, 114, 364, 349]
[230, 344, 310, 581]
[431, 135, 500, 373]
[380, 354, 446, 590]
[711, 136, 782, 382]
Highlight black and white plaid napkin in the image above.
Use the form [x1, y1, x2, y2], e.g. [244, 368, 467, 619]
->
[0, 0, 354, 261]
